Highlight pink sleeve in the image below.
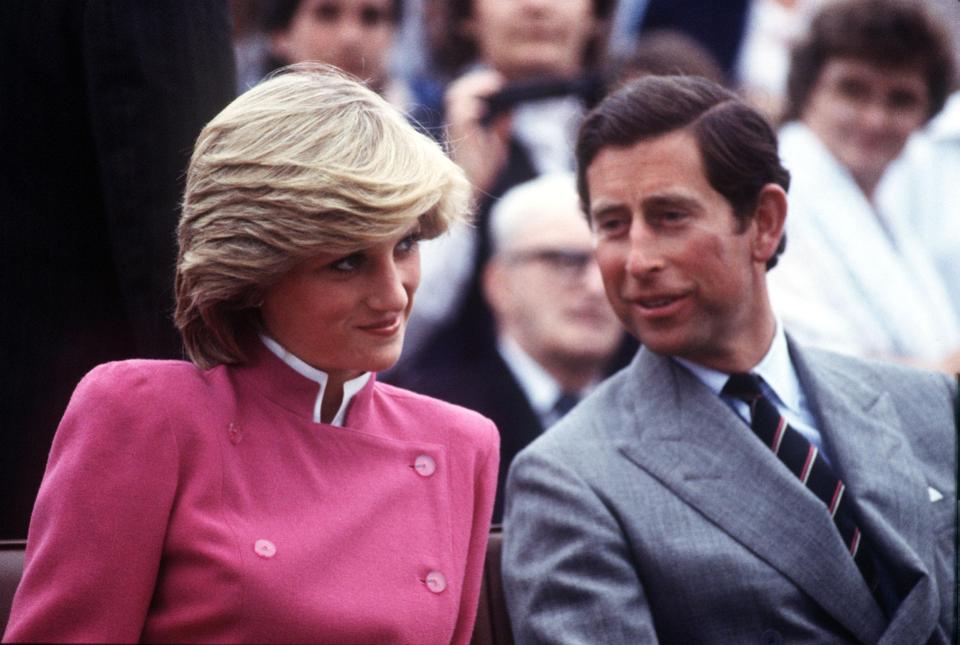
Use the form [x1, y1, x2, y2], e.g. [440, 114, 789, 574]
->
[3, 364, 179, 643]
[450, 418, 500, 645]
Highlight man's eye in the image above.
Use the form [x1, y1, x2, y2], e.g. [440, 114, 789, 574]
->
[660, 210, 686, 223]
[359, 5, 389, 26]
[543, 251, 591, 271]
[331, 252, 363, 272]
[594, 216, 627, 236]
[315, 3, 341, 22]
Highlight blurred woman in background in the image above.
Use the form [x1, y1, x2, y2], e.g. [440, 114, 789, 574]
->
[768, 0, 960, 371]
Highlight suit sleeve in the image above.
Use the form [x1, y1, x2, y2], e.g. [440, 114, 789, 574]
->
[502, 445, 659, 644]
[450, 418, 500, 645]
[3, 364, 179, 643]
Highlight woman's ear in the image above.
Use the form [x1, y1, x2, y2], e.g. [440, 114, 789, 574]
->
[751, 183, 787, 265]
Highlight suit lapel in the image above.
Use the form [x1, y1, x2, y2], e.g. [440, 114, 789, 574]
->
[791, 344, 940, 641]
[615, 350, 887, 643]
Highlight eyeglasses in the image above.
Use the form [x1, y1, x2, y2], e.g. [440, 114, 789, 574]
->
[505, 249, 595, 278]
[313, 2, 394, 27]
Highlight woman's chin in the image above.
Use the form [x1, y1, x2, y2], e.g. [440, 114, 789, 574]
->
[361, 344, 404, 374]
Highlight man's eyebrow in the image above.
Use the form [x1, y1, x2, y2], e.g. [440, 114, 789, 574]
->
[589, 200, 627, 219]
[641, 194, 701, 211]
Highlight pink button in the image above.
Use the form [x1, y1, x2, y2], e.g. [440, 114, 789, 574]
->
[414, 454, 436, 477]
[228, 421, 242, 445]
[254, 539, 276, 558]
[425, 570, 447, 593]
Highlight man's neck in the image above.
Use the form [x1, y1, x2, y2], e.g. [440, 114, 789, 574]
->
[679, 308, 777, 375]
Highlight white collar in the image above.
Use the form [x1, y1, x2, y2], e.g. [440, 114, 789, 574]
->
[674, 319, 802, 413]
[260, 335, 371, 426]
[497, 335, 562, 420]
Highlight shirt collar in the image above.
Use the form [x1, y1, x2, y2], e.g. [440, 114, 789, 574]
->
[260, 335, 371, 426]
[674, 319, 802, 412]
[497, 335, 562, 419]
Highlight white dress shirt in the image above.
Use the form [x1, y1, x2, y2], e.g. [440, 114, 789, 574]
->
[676, 320, 827, 458]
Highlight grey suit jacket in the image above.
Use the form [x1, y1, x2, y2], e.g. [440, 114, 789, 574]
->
[502, 342, 957, 644]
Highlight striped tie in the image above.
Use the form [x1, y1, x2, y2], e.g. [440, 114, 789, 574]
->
[722, 373, 878, 592]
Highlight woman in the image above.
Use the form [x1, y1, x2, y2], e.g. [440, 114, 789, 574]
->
[767, 0, 960, 371]
[3, 65, 498, 643]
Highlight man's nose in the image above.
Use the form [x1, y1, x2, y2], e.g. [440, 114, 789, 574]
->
[625, 225, 665, 276]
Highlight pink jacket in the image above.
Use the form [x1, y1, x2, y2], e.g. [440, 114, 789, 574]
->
[4, 343, 499, 643]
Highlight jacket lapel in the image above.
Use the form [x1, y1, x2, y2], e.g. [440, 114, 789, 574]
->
[615, 350, 887, 643]
[791, 344, 940, 642]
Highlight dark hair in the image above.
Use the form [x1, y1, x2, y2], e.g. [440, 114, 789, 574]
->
[260, 0, 404, 32]
[606, 29, 728, 89]
[576, 75, 790, 270]
[783, 0, 956, 123]
[426, 0, 616, 76]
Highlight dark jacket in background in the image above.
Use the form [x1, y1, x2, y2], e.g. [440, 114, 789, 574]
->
[0, 0, 236, 538]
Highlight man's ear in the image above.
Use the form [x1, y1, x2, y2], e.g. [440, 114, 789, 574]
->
[482, 258, 509, 316]
[751, 184, 787, 265]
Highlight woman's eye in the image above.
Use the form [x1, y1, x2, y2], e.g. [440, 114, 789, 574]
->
[396, 232, 421, 255]
[330, 253, 363, 272]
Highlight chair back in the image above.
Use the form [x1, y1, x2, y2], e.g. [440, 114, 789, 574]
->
[0, 540, 26, 637]
[470, 525, 514, 645]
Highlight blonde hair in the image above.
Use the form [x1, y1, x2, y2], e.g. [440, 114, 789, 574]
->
[175, 64, 471, 368]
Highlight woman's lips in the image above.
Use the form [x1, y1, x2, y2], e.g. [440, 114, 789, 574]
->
[358, 318, 402, 336]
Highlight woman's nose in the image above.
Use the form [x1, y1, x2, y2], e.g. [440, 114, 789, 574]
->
[367, 259, 414, 311]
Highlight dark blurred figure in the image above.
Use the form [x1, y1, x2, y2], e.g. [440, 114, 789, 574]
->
[0, 1, 236, 538]
[606, 28, 728, 89]
[254, 0, 410, 106]
[609, 0, 751, 79]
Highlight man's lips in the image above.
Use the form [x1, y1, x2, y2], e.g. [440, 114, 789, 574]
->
[627, 292, 689, 315]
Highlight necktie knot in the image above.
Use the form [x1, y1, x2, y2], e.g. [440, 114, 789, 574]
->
[722, 372, 764, 402]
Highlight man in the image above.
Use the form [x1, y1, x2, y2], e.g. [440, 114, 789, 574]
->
[502, 75, 957, 643]
[394, 173, 629, 522]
